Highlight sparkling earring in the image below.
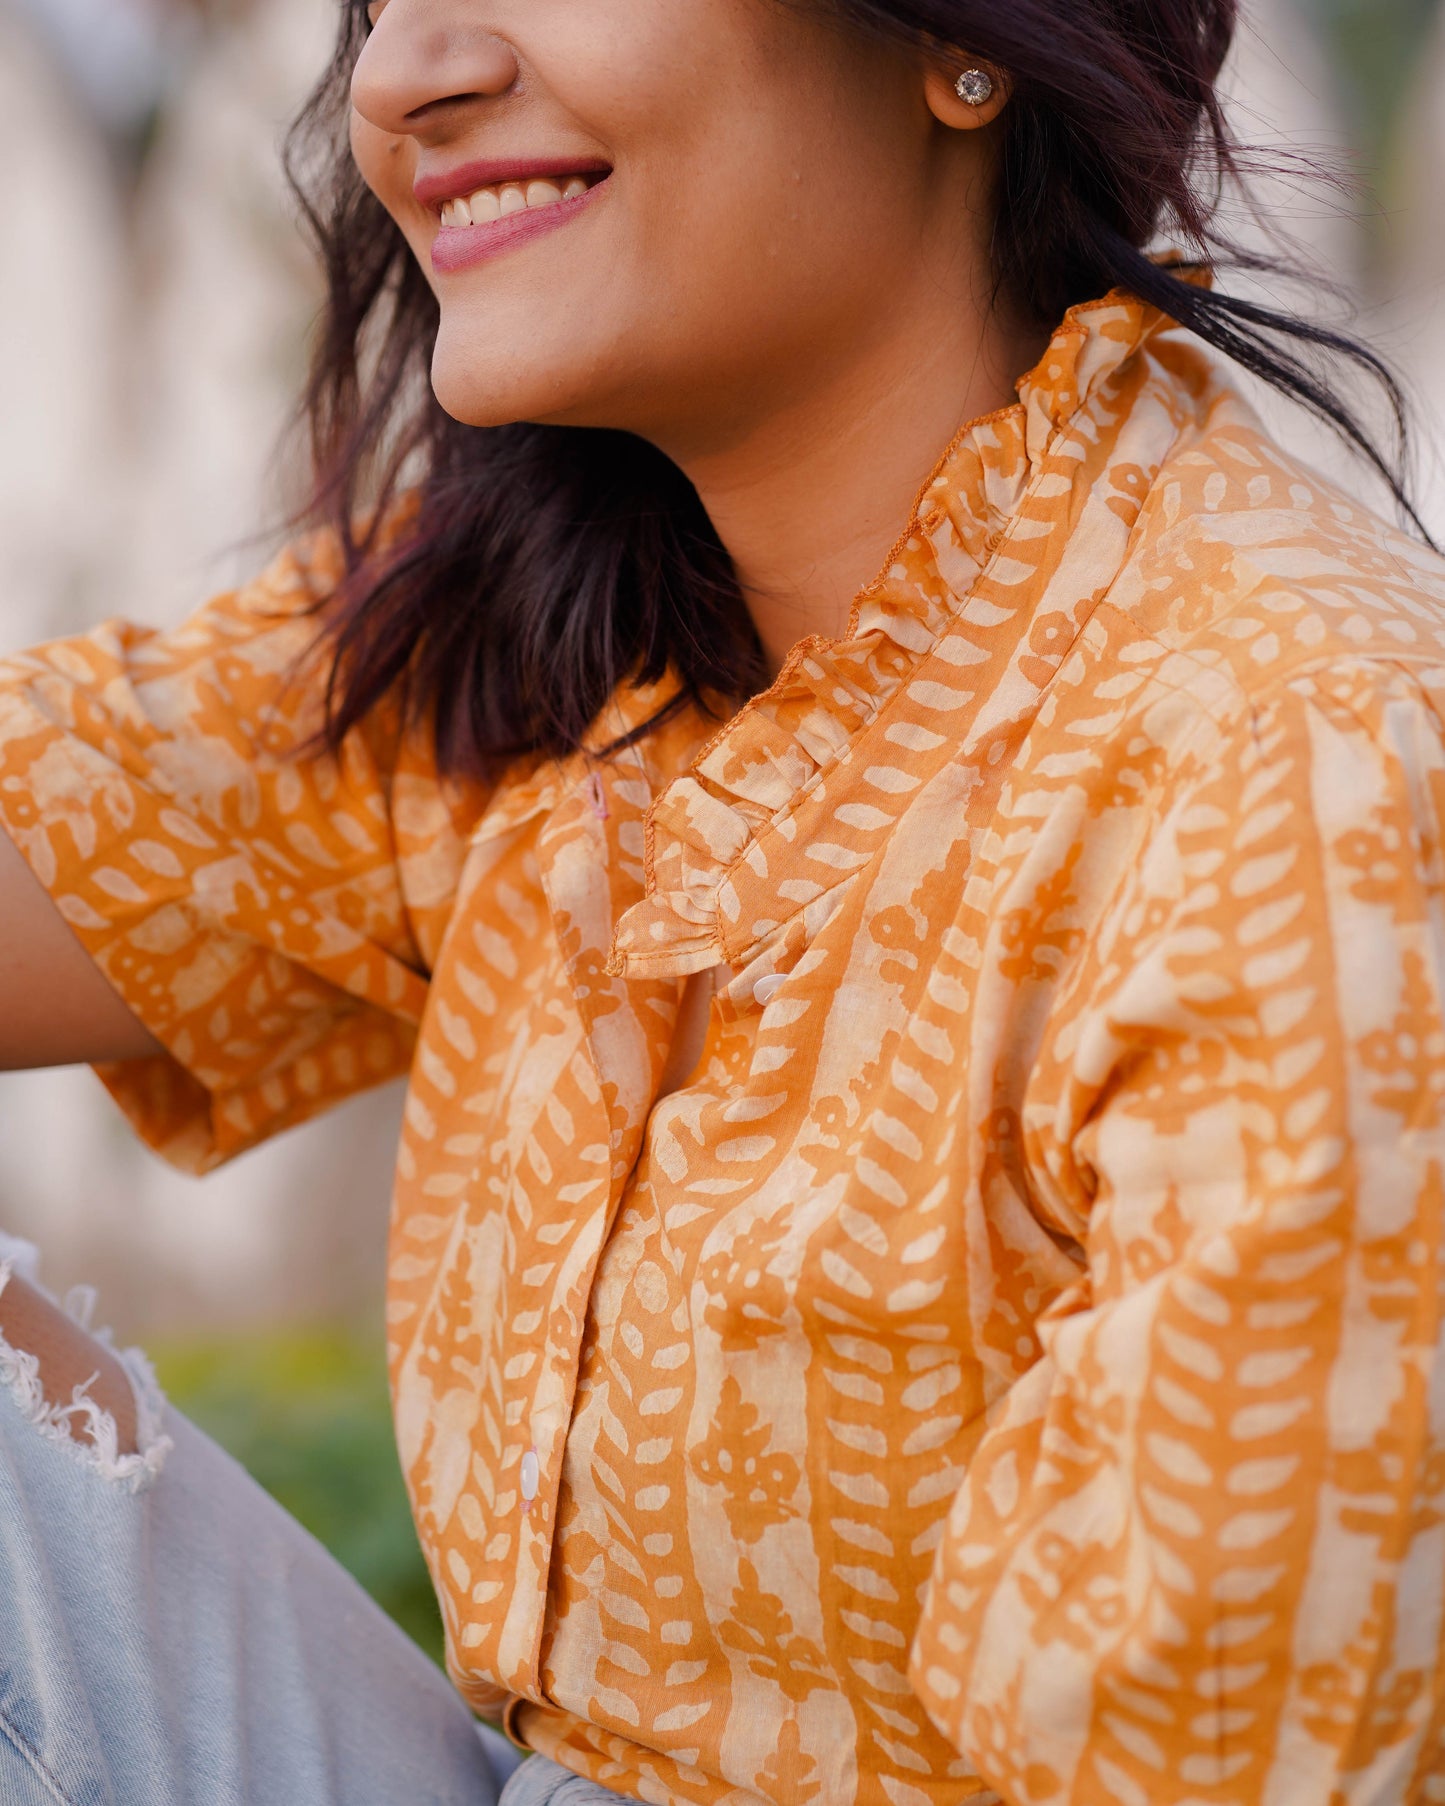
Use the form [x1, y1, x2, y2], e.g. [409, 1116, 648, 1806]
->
[954, 68, 994, 106]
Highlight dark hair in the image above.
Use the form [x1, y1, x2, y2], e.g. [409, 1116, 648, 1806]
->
[286, 0, 1427, 781]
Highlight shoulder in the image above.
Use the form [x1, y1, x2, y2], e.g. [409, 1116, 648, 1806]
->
[1048, 350, 1445, 798]
[1099, 363, 1445, 710]
[1006, 364, 1445, 913]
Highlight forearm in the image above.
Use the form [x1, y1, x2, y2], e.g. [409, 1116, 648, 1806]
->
[0, 826, 163, 1070]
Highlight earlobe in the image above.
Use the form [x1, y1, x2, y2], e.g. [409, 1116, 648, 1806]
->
[923, 61, 1010, 131]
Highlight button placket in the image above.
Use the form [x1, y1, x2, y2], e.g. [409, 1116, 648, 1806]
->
[752, 970, 787, 1007]
[520, 1446, 540, 1511]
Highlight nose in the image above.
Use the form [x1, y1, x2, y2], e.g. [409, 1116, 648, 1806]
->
[351, 2, 520, 141]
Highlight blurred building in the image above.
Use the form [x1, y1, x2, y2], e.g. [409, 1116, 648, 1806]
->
[0, 0, 128, 651]
[0, 0, 1440, 1337]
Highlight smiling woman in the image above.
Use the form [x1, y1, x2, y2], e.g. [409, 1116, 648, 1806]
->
[292, 0, 1429, 776]
[315, 0, 1051, 745]
[4, 2, 1445, 1805]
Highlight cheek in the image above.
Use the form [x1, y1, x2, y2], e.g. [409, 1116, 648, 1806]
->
[349, 113, 417, 221]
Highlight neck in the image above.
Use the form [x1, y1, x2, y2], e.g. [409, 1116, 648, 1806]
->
[673, 295, 1049, 679]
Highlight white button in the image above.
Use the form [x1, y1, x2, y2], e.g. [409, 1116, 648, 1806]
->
[752, 972, 786, 1007]
[520, 1448, 540, 1503]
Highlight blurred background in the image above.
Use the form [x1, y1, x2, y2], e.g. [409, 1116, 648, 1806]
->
[0, 0, 1441, 1666]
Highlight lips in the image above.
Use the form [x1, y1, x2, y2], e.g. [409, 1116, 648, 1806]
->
[415, 154, 612, 275]
[413, 155, 612, 212]
[429, 173, 610, 274]
[437, 172, 602, 229]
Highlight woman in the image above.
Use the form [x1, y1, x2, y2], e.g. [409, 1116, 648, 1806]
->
[1, 1, 1443, 1802]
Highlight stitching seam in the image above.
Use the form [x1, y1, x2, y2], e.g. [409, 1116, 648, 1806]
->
[0, 1703, 76, 1806]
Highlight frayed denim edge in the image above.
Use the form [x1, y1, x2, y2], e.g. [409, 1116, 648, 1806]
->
[0, 1232, 172, 1492]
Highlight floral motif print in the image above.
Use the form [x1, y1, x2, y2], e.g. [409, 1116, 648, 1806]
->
[4, 293, 1445, 1804]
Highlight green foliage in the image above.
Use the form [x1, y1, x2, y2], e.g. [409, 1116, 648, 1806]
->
[1310, 0, 1440, 156]
[150, 1323, 445, 1667]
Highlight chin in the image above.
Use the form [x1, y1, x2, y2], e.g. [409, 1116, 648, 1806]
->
[428, 325, 606, 432]
[430, 360, 527, 430]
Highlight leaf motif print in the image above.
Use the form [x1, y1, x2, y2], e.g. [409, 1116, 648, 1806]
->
[1337, 812, 1427, 919]
[13, 295, 1445, 1805]
[691, 1375, 801, 1543]
[1103, 460, 1152, 528]
[1090, 733, 1170, 816]
[1357, 947, 1445, 1125]
[756, 1718, 825, 1802]
[1018, 610, 1078, 691]
[797, 1086, 869, 1185]
[1115, 1184, 1189, 1287]
[556, 923, 625, 1022]
[699, 1213, 794, 1350]
[867, 901, 931, 984]
[1298, 1579, 1426, 1762]
[995, 843, 1085, 985]
[718, 1559, 831, 1704]
[959, 1680, 1063, 1806]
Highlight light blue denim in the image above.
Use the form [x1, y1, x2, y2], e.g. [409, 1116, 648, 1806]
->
[0, 1234, 627, 1806]
[502, 1756, 637, 1806]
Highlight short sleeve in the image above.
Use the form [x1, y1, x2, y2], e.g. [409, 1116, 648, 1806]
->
[0, 533, 455, 1173]
[910, 660, 1445, 1803]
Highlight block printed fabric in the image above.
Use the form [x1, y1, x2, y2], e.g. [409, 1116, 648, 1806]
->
[4, 293, 1445, 1804]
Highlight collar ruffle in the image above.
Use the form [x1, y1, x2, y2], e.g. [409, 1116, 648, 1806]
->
[604, 291, 1170, 978]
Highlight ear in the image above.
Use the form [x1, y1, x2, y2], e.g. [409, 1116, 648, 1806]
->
[923, 61, 1011, 131]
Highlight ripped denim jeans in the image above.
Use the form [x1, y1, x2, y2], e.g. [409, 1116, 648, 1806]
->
[0, 1234, 626, 1806]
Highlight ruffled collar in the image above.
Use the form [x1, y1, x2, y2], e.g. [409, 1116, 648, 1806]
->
[596, 290, 1177, 978]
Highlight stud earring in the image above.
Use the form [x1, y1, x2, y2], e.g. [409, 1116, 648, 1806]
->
[954, 68, 994, 106]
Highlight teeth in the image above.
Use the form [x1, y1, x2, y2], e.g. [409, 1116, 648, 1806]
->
[441, 174, 597, 228]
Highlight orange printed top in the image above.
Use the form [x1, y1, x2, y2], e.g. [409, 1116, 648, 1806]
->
[5, 293, 1445, 1806]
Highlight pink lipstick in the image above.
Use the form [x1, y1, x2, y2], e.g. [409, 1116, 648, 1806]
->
[417, 157, 612, 276]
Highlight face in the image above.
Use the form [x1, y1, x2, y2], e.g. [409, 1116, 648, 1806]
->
[350, 0, 996, 458]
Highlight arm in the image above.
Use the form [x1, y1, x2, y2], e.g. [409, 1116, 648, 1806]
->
[912, 662, 1445, 1803]
[0, 825, 162, 1069]
[0, 822, 153, 1451]
[0, 526, 465, 1454]
[0, 533, 474, 1171]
